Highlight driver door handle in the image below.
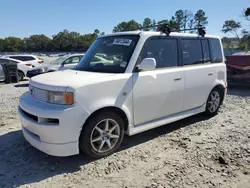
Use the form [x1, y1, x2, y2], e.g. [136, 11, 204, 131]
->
[208, 72, 214, 76]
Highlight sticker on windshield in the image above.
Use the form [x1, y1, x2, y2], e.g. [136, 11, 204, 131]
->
[113, 38, 132, 46]
[120, 61, 127, 67]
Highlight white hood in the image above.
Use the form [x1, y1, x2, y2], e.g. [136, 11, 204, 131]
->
[30, 70, 115, 92]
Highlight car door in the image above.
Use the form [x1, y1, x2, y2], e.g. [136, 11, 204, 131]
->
[181, 38, 216, 111]
[132, 37, 185, 125]
[62, 56, 81, 70]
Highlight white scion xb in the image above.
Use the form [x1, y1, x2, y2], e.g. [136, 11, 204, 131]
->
[18, 31, 227, 158]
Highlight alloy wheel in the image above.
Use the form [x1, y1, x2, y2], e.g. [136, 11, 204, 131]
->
[90, 118, 120, 153]
[207, 90, 221, 113]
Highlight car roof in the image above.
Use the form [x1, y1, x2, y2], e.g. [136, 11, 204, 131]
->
[63, 53, 85, 58]
[5, 54, 37, 57]
[0, 57, 23, 63]
[99, 31, 220, 39]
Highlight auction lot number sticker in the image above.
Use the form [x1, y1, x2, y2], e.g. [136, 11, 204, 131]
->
[113, 38, 132, 46]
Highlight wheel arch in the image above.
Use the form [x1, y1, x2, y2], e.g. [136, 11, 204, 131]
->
[18, 69, 25, 80]
[83, 106, 130, 133]
[209, 84, 226, 105]
[18, 69, 25, 76]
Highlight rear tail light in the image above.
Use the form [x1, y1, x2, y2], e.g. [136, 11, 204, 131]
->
[25, 64, 32, 66]
[38, 61, 42, 64]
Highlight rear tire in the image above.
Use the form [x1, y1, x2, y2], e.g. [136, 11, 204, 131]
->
[79, 111, 124, 158]
[18, 71, 24, 81]
[205, 88, 222, 116]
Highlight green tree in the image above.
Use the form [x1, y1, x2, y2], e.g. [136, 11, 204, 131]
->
[23, 34, 52, 52]
[157, 18, 179, 32]
[94, 29, 100, 36]
[183, 10, 193, 31]
[142, 18, 152, 31]
[0, 38, 4, 52]
[221, 37, 232, 48]
[244, 7, 250, 21]
[175, 10, 184, 30]
[194, 9, 208, 28]
[169, 16, 180, 30]
[152, 19, 157, 31]
[4, 37, 23, 52]
[78, 34, 97, 51]
[156, 19, 169, 31]
[221, 20, 241, 41]
[52, 30, 82, 51]
[113, 20, 142, 32]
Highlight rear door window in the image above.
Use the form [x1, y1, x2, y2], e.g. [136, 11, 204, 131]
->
[181, 39, 203, 65]
[209, 39, 223, 63]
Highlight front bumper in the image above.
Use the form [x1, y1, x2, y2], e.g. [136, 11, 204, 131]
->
[19, 92, 90, 156]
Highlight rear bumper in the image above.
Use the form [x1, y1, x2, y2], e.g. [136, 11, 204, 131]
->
[26, 71, 41, 78]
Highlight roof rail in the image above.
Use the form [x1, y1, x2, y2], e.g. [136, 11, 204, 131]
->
[124, 24, 206, 37]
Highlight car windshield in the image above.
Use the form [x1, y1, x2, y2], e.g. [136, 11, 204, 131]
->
[51, 57, 67, 64]
[75, 35, 139, 73]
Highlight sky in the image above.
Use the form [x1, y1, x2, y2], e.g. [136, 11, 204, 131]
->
[0, 0, 249, 39]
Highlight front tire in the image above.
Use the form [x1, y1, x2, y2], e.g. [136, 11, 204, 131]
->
[205, 88, 222, 116]
[79, 111, 124, 158]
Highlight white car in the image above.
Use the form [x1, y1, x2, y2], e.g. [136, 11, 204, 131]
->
[18, 30, 227, 158]
[3, 55, 42, 67]
[0, 57, 32, 81]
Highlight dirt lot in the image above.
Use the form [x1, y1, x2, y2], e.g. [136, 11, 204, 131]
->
[0, 81, 250, 188]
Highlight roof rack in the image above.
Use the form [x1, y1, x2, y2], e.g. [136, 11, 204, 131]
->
[125, 24, 206, 37]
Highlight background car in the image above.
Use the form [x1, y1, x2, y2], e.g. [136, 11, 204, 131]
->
[2, 55, 43, 67]
[0, 57, 33, 81]
[27, 54, 84, 77]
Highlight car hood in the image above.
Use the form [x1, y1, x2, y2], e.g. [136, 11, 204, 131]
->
[29, 70, 115, 91]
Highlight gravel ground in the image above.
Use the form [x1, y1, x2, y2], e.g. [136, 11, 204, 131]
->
[0, 81, 250, 188]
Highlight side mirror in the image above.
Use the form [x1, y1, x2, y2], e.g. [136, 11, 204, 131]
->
[138, 58, 156, 71]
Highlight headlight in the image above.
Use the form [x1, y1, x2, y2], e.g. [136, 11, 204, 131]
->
[48, 91, 74, 105]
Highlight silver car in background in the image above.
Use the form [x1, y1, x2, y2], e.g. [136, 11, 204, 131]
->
[27, 54, 84, 77]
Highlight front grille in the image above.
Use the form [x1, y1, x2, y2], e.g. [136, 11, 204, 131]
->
[29, 85, 48, 102]
[22, 109, 38, 122]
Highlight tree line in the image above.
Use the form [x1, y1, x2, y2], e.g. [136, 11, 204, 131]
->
[0, 9, 208, 52]
[113, 9, 208, 32]
[221, 7, 250, 50]
[0, 29, 103, 52]
[1, 8, 250, 52]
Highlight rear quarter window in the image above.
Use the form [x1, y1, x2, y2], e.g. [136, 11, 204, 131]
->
[181, 39, 203, 65]
[24, 56, 35, 61]
[209, 39, 223, 63]
[9, 56, 23, 61]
